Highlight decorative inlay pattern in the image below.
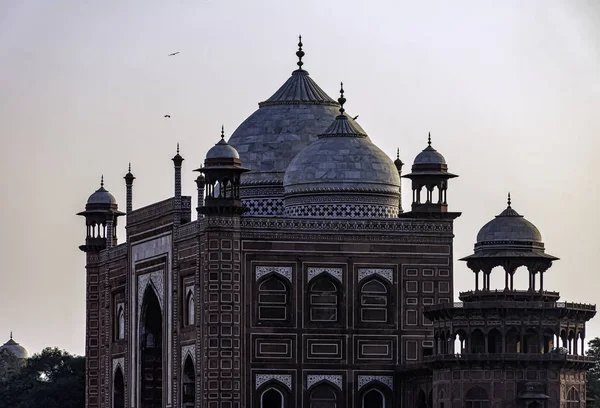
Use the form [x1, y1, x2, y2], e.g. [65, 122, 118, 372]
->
[112, 357, 124, 377]
[240, 217, 453, 234]
[137, 271, 164, 316]
[256, 266, 293, 283]
[181, 345, 195, 365]
[285, 203, 398, 218]
[306, 374, 343, 390]
[358, 268, 393, 284]
[307, 267, 343, 283]
[255, 374, 292, 391]
[357, 375, 393, 390]
[243, 197, 284, 216]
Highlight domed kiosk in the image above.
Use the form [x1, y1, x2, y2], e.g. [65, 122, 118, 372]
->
[460, 193, 558, 293]
[283, 84, 401, 218]
[0, 333, 28, 359]
[227, 38, 343, 216]
[77, 177, 124, 252]
[402, 133, 458, 214]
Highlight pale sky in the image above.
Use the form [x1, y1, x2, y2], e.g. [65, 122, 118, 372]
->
[1, 1, 599, 356]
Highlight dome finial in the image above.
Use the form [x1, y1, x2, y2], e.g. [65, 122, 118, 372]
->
[296, 35, 305, 69]
[128, 162, 131, 172]
[338, 82, 346, 115]
[397, 148, 400, 160]
[507, 192, 511, 207]
[177, 142, 180, 154]
[221, 125, 225, 140]
[428, 132, 431, 146]
[10, 331, 12, 340]
[101, 175, 104, 188]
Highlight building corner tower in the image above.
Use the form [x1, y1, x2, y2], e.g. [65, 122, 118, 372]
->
[197, 127, 249, 407]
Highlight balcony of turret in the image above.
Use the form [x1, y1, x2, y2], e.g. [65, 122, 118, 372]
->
[459, 289, 560, 303]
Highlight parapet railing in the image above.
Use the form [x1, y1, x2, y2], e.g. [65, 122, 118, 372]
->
[426, 301, 596, 312]
[424, 353, 596, 363]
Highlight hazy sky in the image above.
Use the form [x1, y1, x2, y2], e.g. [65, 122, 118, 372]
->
[1, 1, 599, 356]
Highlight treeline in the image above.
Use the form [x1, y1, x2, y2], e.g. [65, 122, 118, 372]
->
[0, 347, 84, 408]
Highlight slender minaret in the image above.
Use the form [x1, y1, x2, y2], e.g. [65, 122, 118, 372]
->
[172, 143, 184, 227]
[124, 163, 135, 214]
[394, 148, 404, 213]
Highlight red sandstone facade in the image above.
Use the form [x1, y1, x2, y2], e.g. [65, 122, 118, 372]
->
[78, 44, 595, 408]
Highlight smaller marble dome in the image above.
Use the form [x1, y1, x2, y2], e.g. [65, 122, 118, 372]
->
[462, 194, 558, 262]
[207, 128, 240, 160]
[0, 333, 28, 359]
[410, 133, 450, 172]
[86, 177, 117, 206]
[283, 85, 400, 219]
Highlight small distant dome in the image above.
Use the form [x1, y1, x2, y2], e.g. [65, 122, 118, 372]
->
[476, 205, 542, 244]
[206, 132, 240, 160]
[0, 334, 28, 359]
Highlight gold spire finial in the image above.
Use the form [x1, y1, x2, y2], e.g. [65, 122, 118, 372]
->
[428, 132, 431, 146]
[507, 192, 511, 207]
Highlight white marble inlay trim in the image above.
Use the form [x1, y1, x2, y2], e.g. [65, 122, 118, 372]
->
[255, 374, 292, 391]
[306, 374, 343, 391]
[256, 266, 293, 283]
[181, 345, 195, 366]
[357, 375, 393, 391]
[307, 267, 343, 283]
[358, 268, 393, 284]
[137, 271, 164, 317]
[185, 285, 194, 297]
[112, 357, 124, 377]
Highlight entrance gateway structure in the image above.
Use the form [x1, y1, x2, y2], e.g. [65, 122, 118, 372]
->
[78, 40, 595, 407]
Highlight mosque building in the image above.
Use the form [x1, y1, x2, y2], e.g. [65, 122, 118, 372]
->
[77, 39, 595, 408]
[0, 333, 28, 359]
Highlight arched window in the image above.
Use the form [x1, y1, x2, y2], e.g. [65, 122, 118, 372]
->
[140, 286, 162, 408]
[258, 276, 289, 322]
[470, 330, 485, 353]
[416, 390, 427, 408]
[113, 366, 124, 408]
[360, 279, 389, 323]
[362, 388, 385, 408]
[309, 383, 337, 408]
[566, 387, 580, 408]
[487, 329, 502, 353]
[506, 328, 520, 353]
[439, 389, 445, 408]
[117, 306, 125, 340]
[186, 292, 195, 326]
[182, 356, 195, 407]
[309, 276, 339, 323]
[465, 386, 490, 408]
[261, 387, 284, 408]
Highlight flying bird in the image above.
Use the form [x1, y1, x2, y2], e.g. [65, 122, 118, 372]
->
[168, 52, 180, 56]
[164, 115, 171, 118]
[353, 115, 359, 120]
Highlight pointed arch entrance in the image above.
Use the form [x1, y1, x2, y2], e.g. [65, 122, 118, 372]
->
[140, 285, 163, 408]
[182, 355, 195, 407]
[113, 366, 124, 408]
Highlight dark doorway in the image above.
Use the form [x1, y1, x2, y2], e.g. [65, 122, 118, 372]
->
[113, 367, 124, 408]
[140, 286, 163, 408]
[182, 356, 195, 407]
[363, 389, 385, 408]
[262, 388, 284, 408]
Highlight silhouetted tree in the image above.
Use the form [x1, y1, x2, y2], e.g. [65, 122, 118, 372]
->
[587, 337, 600, 408]
[0, 347, 84, 408]
[0, 349, 23, 382]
